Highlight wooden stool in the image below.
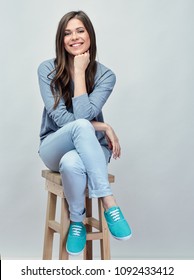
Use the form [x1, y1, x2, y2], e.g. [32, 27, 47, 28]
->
[42, 169, 115, 260]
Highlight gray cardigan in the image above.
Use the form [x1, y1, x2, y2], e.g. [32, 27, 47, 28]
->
[38, 58, 116, 156]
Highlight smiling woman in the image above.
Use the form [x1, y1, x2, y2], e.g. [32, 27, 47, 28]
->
[64, 18, 91, 56]
[37, 10, 132, 256]
[63, 18, 91, 99]
[50, 11, 97, 110]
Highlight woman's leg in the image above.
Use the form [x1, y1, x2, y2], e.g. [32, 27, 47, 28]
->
[59, 146, 114, 222]
[39, 119, 132, 249]
[39, 119, 113, 219]
[59, 150, 87, 222]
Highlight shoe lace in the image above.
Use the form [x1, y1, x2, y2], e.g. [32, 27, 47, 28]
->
[71, 225, 82, 236]
[109, 208, 121, 222]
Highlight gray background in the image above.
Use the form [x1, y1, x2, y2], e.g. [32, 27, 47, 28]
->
[0, 0, 194, 259]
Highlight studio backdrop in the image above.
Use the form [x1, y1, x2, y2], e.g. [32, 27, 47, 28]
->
[0, 0, 194, 259]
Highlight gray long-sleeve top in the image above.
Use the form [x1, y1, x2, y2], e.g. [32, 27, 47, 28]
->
[38, 58, 116, 154]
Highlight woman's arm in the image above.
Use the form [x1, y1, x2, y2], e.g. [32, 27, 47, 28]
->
[72, 54, 116, 120]
[74, 51, 90, 97]
[38, 60, 75, 127]
[91, 121, 121, 159]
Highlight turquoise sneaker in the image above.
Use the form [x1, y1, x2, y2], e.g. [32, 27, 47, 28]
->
[104, 206, 132, 240]
[66, 222, 86, 255]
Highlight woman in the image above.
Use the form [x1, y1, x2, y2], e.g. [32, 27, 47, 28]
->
[38, 10, 132, 256]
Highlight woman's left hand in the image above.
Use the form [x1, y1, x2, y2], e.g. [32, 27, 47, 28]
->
[105, 125, 121, 159]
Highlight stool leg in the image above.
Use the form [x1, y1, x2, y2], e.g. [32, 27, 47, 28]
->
[43, 192, 57, 260]
[59, 197, 70, 260]
[84, 197, 93, 260]
[98, 198, 111, 260]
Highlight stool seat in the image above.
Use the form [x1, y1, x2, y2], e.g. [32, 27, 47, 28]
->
[42, 169, 115, 260]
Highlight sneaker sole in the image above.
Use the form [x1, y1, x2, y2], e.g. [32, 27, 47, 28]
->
[66, 245, 85, 256]
[111, 232, 132, 241]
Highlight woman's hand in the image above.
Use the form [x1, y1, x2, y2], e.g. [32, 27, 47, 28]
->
[73, 51, 90, 97]
[90, 121, 121, 159]
[105, 125, 121, 159]
[74, 51, 90, 74]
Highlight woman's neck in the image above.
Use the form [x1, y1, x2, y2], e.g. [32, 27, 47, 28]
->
[68, 55, 75, 80]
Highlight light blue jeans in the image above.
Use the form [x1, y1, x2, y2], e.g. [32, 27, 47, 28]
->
[39, 119, 112, 222]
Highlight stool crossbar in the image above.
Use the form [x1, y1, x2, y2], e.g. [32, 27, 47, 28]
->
[41, 169, 115, 260]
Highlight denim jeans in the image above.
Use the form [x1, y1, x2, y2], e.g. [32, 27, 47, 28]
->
[39, 119, 112, 222]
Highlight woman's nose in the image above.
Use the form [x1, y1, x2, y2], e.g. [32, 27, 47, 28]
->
[72, 31, 78, 40]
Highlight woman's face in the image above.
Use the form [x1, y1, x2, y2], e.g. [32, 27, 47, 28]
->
[64, 18, 91, 56]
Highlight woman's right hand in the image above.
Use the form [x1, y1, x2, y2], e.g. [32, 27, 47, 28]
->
[73, 51, 90, 97]
[74, 51, 90, 73]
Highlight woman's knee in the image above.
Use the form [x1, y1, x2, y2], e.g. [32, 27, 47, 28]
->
[59, 150, 85, 174]
[73, 119, 94, 131]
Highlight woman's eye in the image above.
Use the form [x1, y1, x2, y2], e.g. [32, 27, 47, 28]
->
[64, 29, 84, 36]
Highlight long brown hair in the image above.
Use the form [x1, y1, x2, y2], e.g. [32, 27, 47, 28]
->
[49, 11, 97, 109]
